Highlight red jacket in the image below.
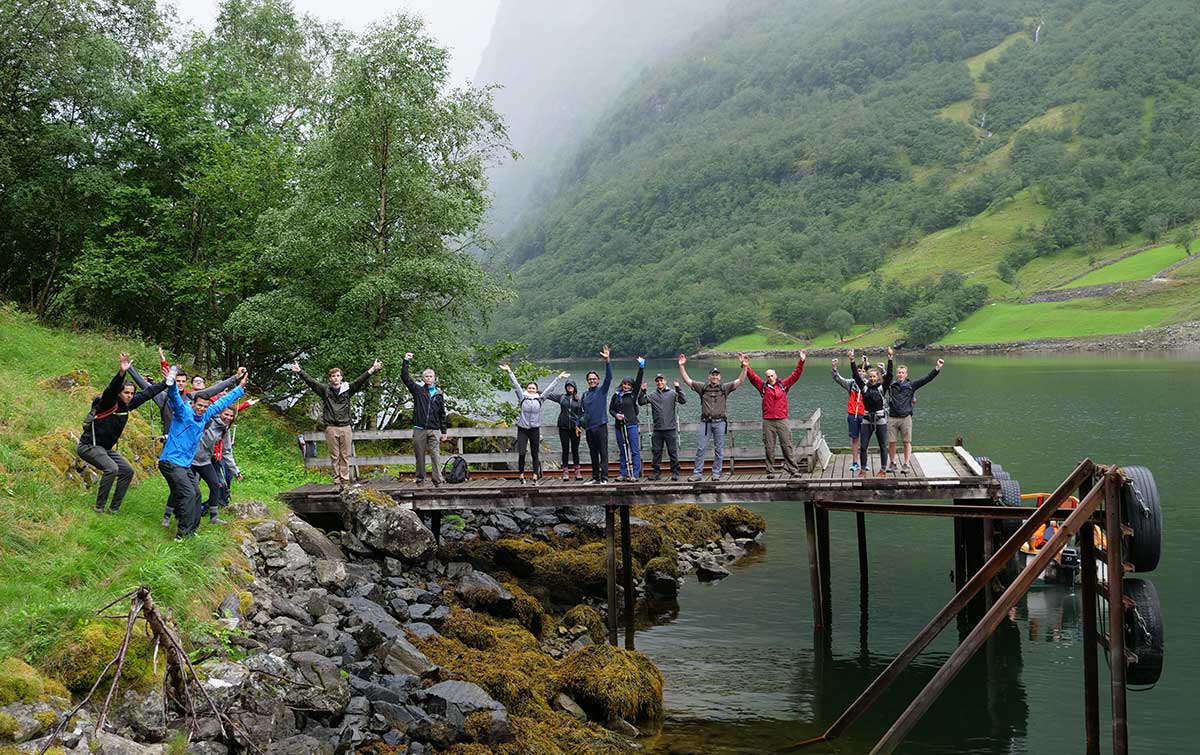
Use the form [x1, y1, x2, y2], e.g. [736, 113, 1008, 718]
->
[746, 361, 804, 420]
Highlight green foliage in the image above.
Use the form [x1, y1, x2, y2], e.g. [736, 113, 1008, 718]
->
[825, 309, 855, 341]
[488, 0, 1200, 355]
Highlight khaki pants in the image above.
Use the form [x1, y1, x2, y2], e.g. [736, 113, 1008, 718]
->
[413, 429, 443, 483]
[888, 415, 914, 444]
[762, 418, 799, 475]
[326, 424, 354, 485]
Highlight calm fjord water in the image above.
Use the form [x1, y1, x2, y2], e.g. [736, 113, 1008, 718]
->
[549, 352, 1199, 754]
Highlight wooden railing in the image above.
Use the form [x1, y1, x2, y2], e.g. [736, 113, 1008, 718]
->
[298, 409, 827, 473]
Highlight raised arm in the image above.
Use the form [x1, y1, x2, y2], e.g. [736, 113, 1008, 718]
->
[675, 382, 687, 404]
[912, 359, 943, 390]
[730, 353, 749, 390]
[884, 357, 894, 391]
[633, 358, 644, 397]
[165, 372, 189, 418]
[832, 358, 855, 391]
[600, 359, 612, 394]
[127, 378, 168, 411]
[401, 354, 420, 394]
[126, 363, 151, 390]
[745, 366, 765, 393]
[196, 369, 243, 400]
[781, 351, 806, 389]
[503, 365, 524, 401]
[677, 354, 697, 391]
[203, 384, 246, 422]
[294, 366, 326, 396]
[348, 359, 380, 396]
[540, 372, 563, 401]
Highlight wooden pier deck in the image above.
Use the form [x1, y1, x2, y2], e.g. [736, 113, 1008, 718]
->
[280, 447, 997, 513]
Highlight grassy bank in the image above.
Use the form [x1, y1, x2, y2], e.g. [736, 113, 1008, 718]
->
[0, 306, 312, 661]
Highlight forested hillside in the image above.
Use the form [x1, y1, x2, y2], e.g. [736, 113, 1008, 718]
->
[476, 0, 727, 236]
[491, 0, 1200, 355]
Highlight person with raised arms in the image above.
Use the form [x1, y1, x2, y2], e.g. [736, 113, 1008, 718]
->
[608, 357, 646, 482]
[501, 364, 566, 485]
[76, 352, 169, 514]
[745, 352, 806, 479]
[679, 352, 747, 482]
[639, 373, 687, 481]
[291, 359, 381, 488]
[401, 353, 449, 487]
[544, 378, 585, 481]
[850, 348, 891, 478]
[886, 348, 944, 475]
[580, 345, 613, 485]
[832, 352, 869, 475]
[158, 367, 246, 539]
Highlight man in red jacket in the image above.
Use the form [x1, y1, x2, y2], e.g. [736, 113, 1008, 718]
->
[745, 351, 806, 478]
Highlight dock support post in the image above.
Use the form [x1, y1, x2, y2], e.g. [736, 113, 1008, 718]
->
[953, 517, 966, 591]
[1077, 476, 1101, 755]
[1104, 473, 1129, 755]
[980, 518, 994, 610]
[430, 511, 442, 548]
[620, 506, 636, 650]
[804, 501, 824, 631]
[605, 505, 618, 646]
[856, 512, 868, 584]
[816, 508, 832, 623]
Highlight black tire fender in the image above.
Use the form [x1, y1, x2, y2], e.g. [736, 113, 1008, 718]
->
[1122, 577, 1164, 687]
[1121, 465, 1162, 573]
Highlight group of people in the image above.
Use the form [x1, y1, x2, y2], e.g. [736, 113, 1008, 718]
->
[76, 350, 255, 539]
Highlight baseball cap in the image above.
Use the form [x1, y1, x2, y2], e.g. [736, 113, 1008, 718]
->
[709, 367, 721, 374]
[654, 373, 666, 380]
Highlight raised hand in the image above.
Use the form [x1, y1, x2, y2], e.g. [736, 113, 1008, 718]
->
[239, 372, 249, 388]
[498, 363, 510, 372]
[637, 356, 646, 367]
[158, 346, 166, 363]
[370, 359, 382, 373]
[832, 357, 839, 367]
[641, 383, 648, 392]
[887, 346, 894, 357]
[246, 398, 260, 407]
[673, 380, 680, 389]
[236, 366, 248, 378]
[404, 352, 414, 361]
[936, 358, 945, 370]
[289, 362, 301, 373]
[848, 348, 855, 359]
[600, 345, 611, 361]
[118, 352, 132, 373]
[738, 352, 750, 368]
[677, 353, 687, 366]
[799, 349, 807, 363]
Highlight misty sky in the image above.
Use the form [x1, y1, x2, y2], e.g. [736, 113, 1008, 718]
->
[172, 0, 501, 85]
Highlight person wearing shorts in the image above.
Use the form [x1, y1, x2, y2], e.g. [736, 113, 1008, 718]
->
[885, 347, 944, 474]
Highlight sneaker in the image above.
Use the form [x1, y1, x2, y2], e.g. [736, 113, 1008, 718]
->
[766, 473, 776, 479]
[210, 517, 228, 525]
[615, 475, 627, 482]
[414, 478, 426, 487]
[519, 475, 527, 485]
[106, 508, 119, 515]
[532, 476, 540, 486]
[850, 462, 860, 473]
[671, 475, 680, 481]
[858, 469, 868, 479]
[161, 514, 171, 528]
[688, 474, 703, 482]
[901, 463, 912, 476]
[562, 472, 570, 481]
[877, 468, 888, 478]
[93, 505, 105, 514]
[649, 474, 662, 481]
[583, 479, 598, 486]
[711, 474, 723, 482]
[574, 472, 584, 481]
[432, 480, 442, 488]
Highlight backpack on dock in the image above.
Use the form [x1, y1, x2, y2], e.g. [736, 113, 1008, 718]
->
[443, 455, 469, 484]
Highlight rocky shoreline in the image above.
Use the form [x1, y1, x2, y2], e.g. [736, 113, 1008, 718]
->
[1, 489, 765, 754]
[695, 319, 1200, 359]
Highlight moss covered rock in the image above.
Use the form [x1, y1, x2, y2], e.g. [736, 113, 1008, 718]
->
[713, 505, 767, 537]
[560, 605, 604, 645]
[631, 504, 720, 544]
[0, 658, 68, 706]
[40, 621, 160, 695]
[556, 644, 664, 724]
[505, 581, 548, 638]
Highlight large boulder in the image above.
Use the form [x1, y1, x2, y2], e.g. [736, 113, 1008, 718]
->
[342, 487, 436, 562]
[109, 687, 168, 742]
[284, 652, 351, 715]
[456, 571, 514, 612]
[374, 636, 436, 677]
[286, 515, 346, 561]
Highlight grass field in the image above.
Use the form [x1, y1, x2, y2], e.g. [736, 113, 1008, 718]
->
[713, 322, 904, 352]
[1064, 244, 1189, 288]
[0, 306, 310, 661]
[937, 300, 1175, 344]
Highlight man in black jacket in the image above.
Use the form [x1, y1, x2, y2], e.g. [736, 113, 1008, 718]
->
[886, 347, 944, 474]
[76, 352, 168, 513]
[291, 359, 381, 486]
[639, 373, 687, 480]
[403, 353, 449, 486]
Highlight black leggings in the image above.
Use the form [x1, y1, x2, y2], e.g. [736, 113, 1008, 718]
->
[586, 425, 609, 481]
[559, 427, 580, 467]
[193, 462, 225, 515]
[516, 426, 541, 475]
[860, 422, 888, 470]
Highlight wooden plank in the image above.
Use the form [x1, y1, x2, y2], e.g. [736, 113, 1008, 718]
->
[913, 452, 955, 479]
[954, 446, 984, 476]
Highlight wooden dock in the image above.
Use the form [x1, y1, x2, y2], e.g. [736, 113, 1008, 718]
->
[279, 447, 997, 513]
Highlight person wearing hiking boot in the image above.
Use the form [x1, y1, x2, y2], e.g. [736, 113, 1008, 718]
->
[886, 347, 944, 475]
[639, 373, 687, 480]
[501, 364, 566, 484]
[158, 369, 246, 539]
[745, 352, 806, 478]
[544, 378, 584, 480]
[850, 349, 891, 477]
[402, 353, 449, 486]
[291, 359, 381, 487]
[608, 358, 646, 481]
[580, 346, 613, 484]
[679, 352, 747, 481]
[76, 352, 169, 514]
[832, 353, 869, 475]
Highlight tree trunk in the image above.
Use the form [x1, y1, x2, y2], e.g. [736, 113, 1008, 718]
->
[35, 229, 62, 317]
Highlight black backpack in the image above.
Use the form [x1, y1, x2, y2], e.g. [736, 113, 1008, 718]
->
[443, 455, 469, 484]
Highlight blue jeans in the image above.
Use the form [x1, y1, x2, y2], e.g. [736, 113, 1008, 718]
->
[693, 419, 727, 476]
[615, 423, 642, 478]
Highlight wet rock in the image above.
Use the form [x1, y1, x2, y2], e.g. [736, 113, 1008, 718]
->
[335, 595, 404, 648]
[217, 593, 243, 622]
[285, 652, 351, 715]
[186, 743, 229, 755]
[314, 559, 350, 590]
[695, 557, 731, 582]
[262, 734, 334, 755]
[552, 523, 575, 538]
[553, 693, 587, 721]
[444, 561, 473, 579]
[643, 566, 680, 599]
[404, 622, 439, 640]
[197, 661, 252, 709]
[229, 500, 270, 520]
[456, 571, 514, 610]
[374, 635, 436, 676]
[110, 687, 168, 742]
[491, 513, 519, 533]
[479, 525, 501, 542]
[605, 718, 641, 737]
[264, 595, 312, 626]
[286, 514, 346, 561]
[0, 699, 60, 743]
[343, 488, 436, 562]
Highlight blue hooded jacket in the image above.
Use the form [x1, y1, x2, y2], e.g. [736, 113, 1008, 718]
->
[158, 382, 245, 467]
[580, 361, 612, 430]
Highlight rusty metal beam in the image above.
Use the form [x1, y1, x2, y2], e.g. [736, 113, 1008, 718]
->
[868, 466, 1113, 755]
[783, 458, 1096, 752]
[1078, 476, 1101, 755]
[813, 500, 1083, 519]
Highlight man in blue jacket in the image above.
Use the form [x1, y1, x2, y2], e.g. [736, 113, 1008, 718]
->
[581, 345, 612, 484]
[158, 366, 247, 539]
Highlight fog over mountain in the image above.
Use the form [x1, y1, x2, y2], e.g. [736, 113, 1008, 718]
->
[475, 0, 728, 235]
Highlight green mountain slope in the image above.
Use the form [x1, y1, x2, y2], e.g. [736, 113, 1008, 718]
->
[491, 0, 1200, 355]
